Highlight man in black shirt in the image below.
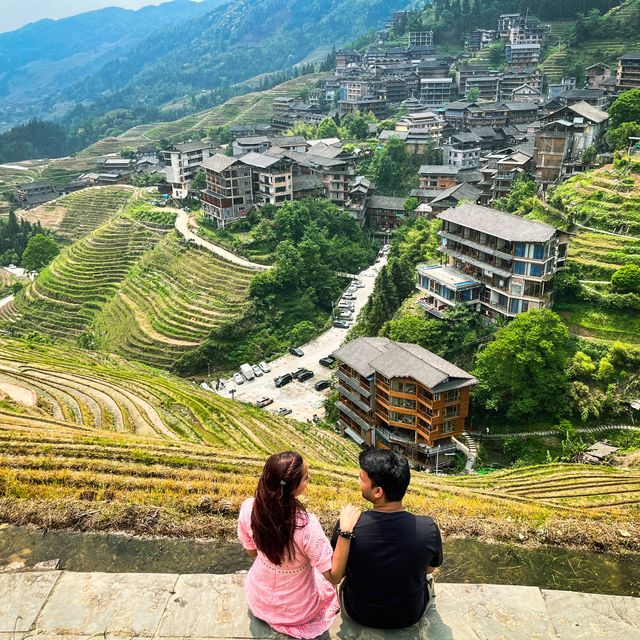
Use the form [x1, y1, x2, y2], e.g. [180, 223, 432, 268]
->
[331, 449, 443, 629]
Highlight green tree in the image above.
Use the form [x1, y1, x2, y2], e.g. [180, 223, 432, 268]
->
[607, 122, 640, 150]
[191, 168, 206, 191]
[344, 113, 370, 140]
[608, 88, 640, 129]
[465, 87, 481, 102]
[316, 118, 339, 138]
[611, 264, 640, 294]
[493, 173, 537, 214]
[568, 351, 596, 380]
[404, 197, 418, 212]
[21, 234, 59, 272]
[582, 147, 597, 165]
[472, 309, 574, 422]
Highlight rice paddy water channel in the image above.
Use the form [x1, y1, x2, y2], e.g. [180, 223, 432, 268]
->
[1, 524, 638, 597]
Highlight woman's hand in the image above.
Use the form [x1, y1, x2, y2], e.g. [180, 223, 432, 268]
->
[339, 504, 361, 532]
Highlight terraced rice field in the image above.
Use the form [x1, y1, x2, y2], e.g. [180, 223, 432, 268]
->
[39, 156, 97, 187]
[554, 164, 640, 236]
[144, 73, 325, 142]
[448, 464, 640, 513]
[568, 232, 640, 280]
[96, 234, 254, 369]
[0, 338, 359, 461]
[0, 270, 18, 298]
[0, 165, 39, 216]
[19, 186, 135, 242]
[5, 217, 166, 339]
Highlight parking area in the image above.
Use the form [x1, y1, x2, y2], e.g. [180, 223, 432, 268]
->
[216, 252, 388, 421]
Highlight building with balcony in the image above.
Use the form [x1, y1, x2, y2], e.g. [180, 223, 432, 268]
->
[416, 264, 482, 316]
[395, 111, 445, 140]
[466, 29, 496, 52]
[443, 132, 482, 169]
[491, 150, 533, 200]
[425, 204, 570, 319]
[409, 31, 434, 47]
[617, 52, 640, 91]
[15, 181, 59, 209]
[240, 152, 294, 206]
[200, 154, 253, 228]
[420, 78, 453, 107]
[505, 44, 541, 68]
[498, 13, 523, 37]
[465, 75, 501, 101]
[162, 141, 214, 199]
[333, 337, 477, 465]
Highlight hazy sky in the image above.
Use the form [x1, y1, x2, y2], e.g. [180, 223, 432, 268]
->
[1, 1, 194, 33]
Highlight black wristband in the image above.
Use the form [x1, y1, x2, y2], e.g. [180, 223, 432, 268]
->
[338, 529, 355, 540]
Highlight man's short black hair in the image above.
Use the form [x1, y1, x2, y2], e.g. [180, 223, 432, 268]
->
[359, 449, 410, 502]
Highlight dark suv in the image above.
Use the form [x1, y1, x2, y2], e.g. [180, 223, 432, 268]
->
[289, 346, 304, 357]
[319, 355, 336, 367]
[292, 368, 314, 382]
[274, 373, 293, 388]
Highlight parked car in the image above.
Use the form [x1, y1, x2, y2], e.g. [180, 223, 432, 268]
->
[314, 379, 331, 391]
[256, 397, 273, 408]
[339, 311, 352, 320]
[337, 301, 353, 310]
[275, 407, 292, 417]
[297, 369, 314, 382]
[289, 346, 304, 357]
[319, 355, 336, 367]
[342, 294, 356, 300]
[274, 373, 293, 388]
[259, 361, 271, 373]
[233, 373, 244, 385]
[240, 363, 255, 381]
[252, 364, 263, 377]
[333, 319, 350, 329]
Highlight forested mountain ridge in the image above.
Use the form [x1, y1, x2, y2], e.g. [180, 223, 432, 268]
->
[0, 0, 408, 135]
[0, 0, 226, 131]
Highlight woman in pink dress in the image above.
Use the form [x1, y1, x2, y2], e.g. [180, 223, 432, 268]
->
[237, 451, 360, 639]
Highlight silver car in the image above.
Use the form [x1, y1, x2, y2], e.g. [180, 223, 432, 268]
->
[233, 373, 244, 385]
[259, 361, 271, 373]
[252, 364, 264, 377]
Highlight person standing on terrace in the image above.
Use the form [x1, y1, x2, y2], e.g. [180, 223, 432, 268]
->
[238, 451, 360, 639]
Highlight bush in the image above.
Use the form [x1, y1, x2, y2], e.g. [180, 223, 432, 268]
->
[611, 264, 640, 294]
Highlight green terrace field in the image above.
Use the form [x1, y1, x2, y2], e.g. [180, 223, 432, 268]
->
[568, 231, 640, 280]
[139, 73, 326, 143]
[555, 302, 640, 346]
[20, 186, 135, 243]
[0, 339, 637, 550]
[39, 156, 97, 187]
[4, 217, 166, 340]
[95, 234, 254, 369]
[1, 193, 256, 369]
[553, 164, 640, 237]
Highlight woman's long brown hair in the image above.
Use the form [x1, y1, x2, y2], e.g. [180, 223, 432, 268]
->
[251, 451, 307, 565]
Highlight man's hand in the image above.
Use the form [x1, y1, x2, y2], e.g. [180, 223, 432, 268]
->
[339, 504, 361, 532]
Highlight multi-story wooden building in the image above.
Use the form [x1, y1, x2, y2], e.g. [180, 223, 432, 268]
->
[617, 52, 640, 91]
[240, 152, 294, 206]
[334, 337, 477, 465]
[200, 154, 253, 228]
[418, 204, 570, 319]
[162, 141, 214, 199]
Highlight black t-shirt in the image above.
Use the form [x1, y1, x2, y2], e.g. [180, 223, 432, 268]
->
[331, 510, 443, 629]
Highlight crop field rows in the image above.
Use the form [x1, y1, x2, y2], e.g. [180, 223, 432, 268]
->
[569, 232, 640, 279]
[95, 234, 254, 368]
[20, 186, 135, 241]
[144, 73, 325, 142]
[6, 218, 166, 340]
[0, 338, 360, 464]
[447, 465, 640, 513]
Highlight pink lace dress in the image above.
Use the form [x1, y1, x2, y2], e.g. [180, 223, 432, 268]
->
[237, 497, 340, 639]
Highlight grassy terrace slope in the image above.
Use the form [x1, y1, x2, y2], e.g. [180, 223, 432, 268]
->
[95, 234, 254, 369]
[19, 187, 135, 242]
[0, 336, 637, 550]
[6, 217, 166, 339]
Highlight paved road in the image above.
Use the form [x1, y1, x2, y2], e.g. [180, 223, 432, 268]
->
[216, 255, 387, 421]
[174, 211, 269, 271]
[0, 294, 14, 310]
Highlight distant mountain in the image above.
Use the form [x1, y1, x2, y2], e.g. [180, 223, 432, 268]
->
[0, 0, 225, 130]
[1, 0, 408, 134]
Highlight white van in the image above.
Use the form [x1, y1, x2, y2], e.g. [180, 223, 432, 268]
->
[240, 363, 255, 381]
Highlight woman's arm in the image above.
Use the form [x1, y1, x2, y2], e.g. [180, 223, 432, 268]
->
[322, 504, 360, 585]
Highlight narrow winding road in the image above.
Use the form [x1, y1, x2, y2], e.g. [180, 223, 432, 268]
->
[174, 211, 269, 271]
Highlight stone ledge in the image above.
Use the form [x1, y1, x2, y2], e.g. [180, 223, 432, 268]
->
[1, 571, 639, 639]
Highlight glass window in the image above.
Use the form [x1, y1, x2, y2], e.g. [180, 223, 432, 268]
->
[444, 405, 459, 418]
[513, 261, 526, 275]
[390, 411, 415, 425]
[440, 421, 456, 434]
[445, 389, 460, 402]
[529, 263, 542, 277]
[391, 397, 416, 409]
[515, 242, 526, 257]
[509, 298, 521, 314]
[533, 244, 544, 259]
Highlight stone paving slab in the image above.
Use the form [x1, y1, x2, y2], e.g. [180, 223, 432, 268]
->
[34, 572, 178, 637]
[2, 571, 640, 639]
[0, 572, 60, 633]
[542, 589, 640, 640]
